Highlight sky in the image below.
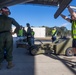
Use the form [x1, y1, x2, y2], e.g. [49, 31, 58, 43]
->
[8, 0, 76, 30]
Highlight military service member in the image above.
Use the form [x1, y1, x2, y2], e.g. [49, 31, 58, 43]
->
[0, 7, 20, 69]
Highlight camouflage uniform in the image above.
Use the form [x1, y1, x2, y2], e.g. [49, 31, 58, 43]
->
[0, 15, 20, 63]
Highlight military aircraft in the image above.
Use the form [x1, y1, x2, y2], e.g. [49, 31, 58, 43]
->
[0, 0, 72, 18]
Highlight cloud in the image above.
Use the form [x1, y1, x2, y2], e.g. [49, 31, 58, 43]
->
[59, 22, 71, 30]
[60, 23, 70, 27]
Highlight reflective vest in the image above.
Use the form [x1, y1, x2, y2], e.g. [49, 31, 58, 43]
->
[18, 29, 23, 36]
[72, 20, 76, 39]
[31, 31, 35, 36]
[52, 29, 57, 36]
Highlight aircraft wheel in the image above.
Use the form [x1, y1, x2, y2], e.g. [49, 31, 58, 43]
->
[65, 47, 74, 56]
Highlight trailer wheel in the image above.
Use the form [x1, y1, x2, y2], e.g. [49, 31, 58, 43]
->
[65, 47, 74, 56]
[30, 49, 37, 56]
[29, 45, 38, 56]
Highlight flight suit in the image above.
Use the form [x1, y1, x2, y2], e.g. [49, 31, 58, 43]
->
[0, 15, 20, 63]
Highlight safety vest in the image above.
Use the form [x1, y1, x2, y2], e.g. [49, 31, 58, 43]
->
[31, 31, 35, 36]
[52, 29, 57, 36]
[72, 20, 76, 39]
[18, 29, 23, 36]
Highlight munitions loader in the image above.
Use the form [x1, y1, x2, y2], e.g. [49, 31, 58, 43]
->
[16, 37, 73, 56]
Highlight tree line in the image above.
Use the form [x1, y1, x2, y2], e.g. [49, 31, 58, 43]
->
[42, 26, 71, 37]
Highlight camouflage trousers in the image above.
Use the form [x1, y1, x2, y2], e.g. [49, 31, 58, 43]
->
[0, 32, 13, 63]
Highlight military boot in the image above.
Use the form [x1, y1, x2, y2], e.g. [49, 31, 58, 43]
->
[0, 63, 2, 70]
[7, 61, 14, 69]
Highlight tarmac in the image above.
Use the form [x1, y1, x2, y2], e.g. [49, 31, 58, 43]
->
[0, 37, 76, 75]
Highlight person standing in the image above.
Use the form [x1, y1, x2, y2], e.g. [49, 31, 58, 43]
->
[26, 23, 32, 46]
[18, 26, 23, 37]
[13, 25, 23, 37]
[31, 29, 35, 46]
[51, 27, 57, 42]
[0, 7, 20, 69]
[60, 5, 76, 55]
[23, 27, 27, 37]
